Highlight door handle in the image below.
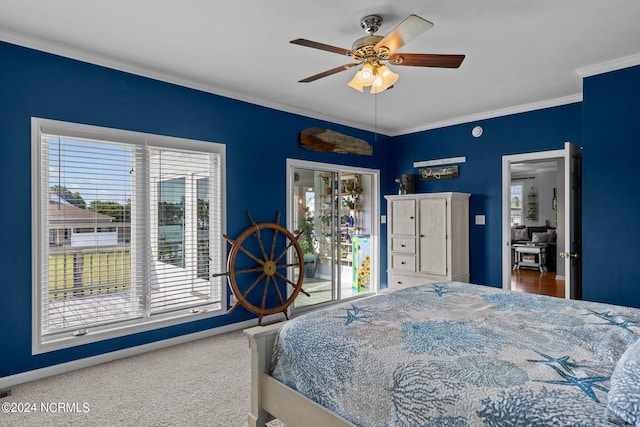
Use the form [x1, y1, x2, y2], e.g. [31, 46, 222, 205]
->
[559, 252, 580, 259]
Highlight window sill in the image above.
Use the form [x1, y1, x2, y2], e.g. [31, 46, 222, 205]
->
[33, 303, 224, 355]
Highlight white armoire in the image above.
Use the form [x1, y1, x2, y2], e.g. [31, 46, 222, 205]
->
[385, 192, 470, 289]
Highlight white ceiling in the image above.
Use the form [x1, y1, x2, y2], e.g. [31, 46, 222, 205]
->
[1, 0, 640, 136]
[511, 160, 558, 175]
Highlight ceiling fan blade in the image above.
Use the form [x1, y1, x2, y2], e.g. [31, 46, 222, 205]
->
[389, 53, 465, 68]
[374, 15, 434, 56]
[290, 38, 353, 56]
[298, 63, 359, 83]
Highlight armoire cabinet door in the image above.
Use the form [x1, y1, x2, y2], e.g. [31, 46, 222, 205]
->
[390, 199, 416, 236]
[418, 198, 447, 276]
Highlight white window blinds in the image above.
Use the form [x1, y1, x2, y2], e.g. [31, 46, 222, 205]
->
[42, 136, 143, 333]
[148, 148, 222, 315]
[33, 118, 225, 353]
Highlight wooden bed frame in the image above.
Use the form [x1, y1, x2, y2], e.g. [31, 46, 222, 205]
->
[244, 322, 356, 427]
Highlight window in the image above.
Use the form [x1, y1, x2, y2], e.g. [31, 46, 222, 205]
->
[510, 182, 523, 226]
[32, 118, 226, 353]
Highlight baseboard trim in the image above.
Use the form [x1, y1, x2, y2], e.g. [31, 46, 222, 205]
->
[0, 316, 278, 389]
[555, 275, 566, 280]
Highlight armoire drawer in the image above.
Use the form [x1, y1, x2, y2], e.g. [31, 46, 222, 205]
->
[391, 237, 415, 253]
[387, 273, 432, 290]
[391, 254, 416, 272]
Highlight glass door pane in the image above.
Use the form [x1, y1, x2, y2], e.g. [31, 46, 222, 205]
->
[158, 177, 185, 268]
[291, 166, 374, 311]
[293, 168, 335, 308]
[339, 172, 372, 299]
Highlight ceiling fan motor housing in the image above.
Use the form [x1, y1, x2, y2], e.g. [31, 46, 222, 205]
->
[360, 15, 383, 34]
[352, 35, 384, 58]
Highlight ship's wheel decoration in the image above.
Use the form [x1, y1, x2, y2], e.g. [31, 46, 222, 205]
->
[212, 211, 310, 324]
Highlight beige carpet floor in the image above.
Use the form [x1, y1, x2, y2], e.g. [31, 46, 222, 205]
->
[1, 330, 268, 426]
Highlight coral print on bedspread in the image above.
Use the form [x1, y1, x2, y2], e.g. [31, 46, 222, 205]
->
[270, 281, 640, 426]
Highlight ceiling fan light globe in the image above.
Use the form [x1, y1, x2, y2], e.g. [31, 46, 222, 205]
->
[384, 69, 399, 86]
[359, 63, 374, 84]
[347, 73, 364, 92]
[378, 65, 395, 79]
[370, 75, 384, 93]
[370, 66, 399, 93]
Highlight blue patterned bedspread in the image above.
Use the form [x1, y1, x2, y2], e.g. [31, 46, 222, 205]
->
[270, 282, 640, 426]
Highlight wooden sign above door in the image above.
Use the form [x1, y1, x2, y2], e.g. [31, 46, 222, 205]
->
[299, 127, 373, 156]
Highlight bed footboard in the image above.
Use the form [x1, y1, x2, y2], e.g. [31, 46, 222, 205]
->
[244, 322, 355, 427]
[244, 322, 282, 427]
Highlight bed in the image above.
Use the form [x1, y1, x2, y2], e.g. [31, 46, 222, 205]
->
[244, 282, 640, 426]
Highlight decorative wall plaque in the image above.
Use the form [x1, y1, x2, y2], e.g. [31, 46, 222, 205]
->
[419, 165, 459, 180]
[299, 127, 373, 156]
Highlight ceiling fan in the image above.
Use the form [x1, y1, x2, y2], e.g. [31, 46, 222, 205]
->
[290, 14, 465, 94]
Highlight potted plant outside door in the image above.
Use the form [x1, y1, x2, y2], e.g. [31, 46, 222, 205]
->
[297, 212, 318, 278]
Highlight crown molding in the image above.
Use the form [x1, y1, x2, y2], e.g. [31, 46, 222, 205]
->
[397, 93, 583, 136]
[0, 29, 600, 137]
[0, 29, 382, 135]
[575, 53, 640, 77]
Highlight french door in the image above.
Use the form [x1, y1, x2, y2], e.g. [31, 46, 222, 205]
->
[286, 159, 379, 313]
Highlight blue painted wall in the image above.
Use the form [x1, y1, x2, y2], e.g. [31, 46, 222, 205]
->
[389, 65, 640, 309]
[388, 105, 583, 287]
[0, 41, 391, 378]
[582, 65, 640, 307]
[1, 39, 639, 380]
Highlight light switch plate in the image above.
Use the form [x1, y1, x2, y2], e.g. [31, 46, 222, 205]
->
[475, 215, 486, 225]
[381, 215, 387, 224]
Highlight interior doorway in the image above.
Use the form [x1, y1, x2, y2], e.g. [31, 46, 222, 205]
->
[502, 143, 582, 299]
[510, 158, 564, 298]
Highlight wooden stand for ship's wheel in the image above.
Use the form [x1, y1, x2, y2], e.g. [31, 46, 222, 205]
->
[213, 211, 310, 324]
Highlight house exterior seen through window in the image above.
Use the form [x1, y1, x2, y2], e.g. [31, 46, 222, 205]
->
[32, 118, 226, 353]
[510, 182, 523, 226]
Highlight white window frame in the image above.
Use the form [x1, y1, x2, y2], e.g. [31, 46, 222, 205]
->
[32, 118, 227, 354]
